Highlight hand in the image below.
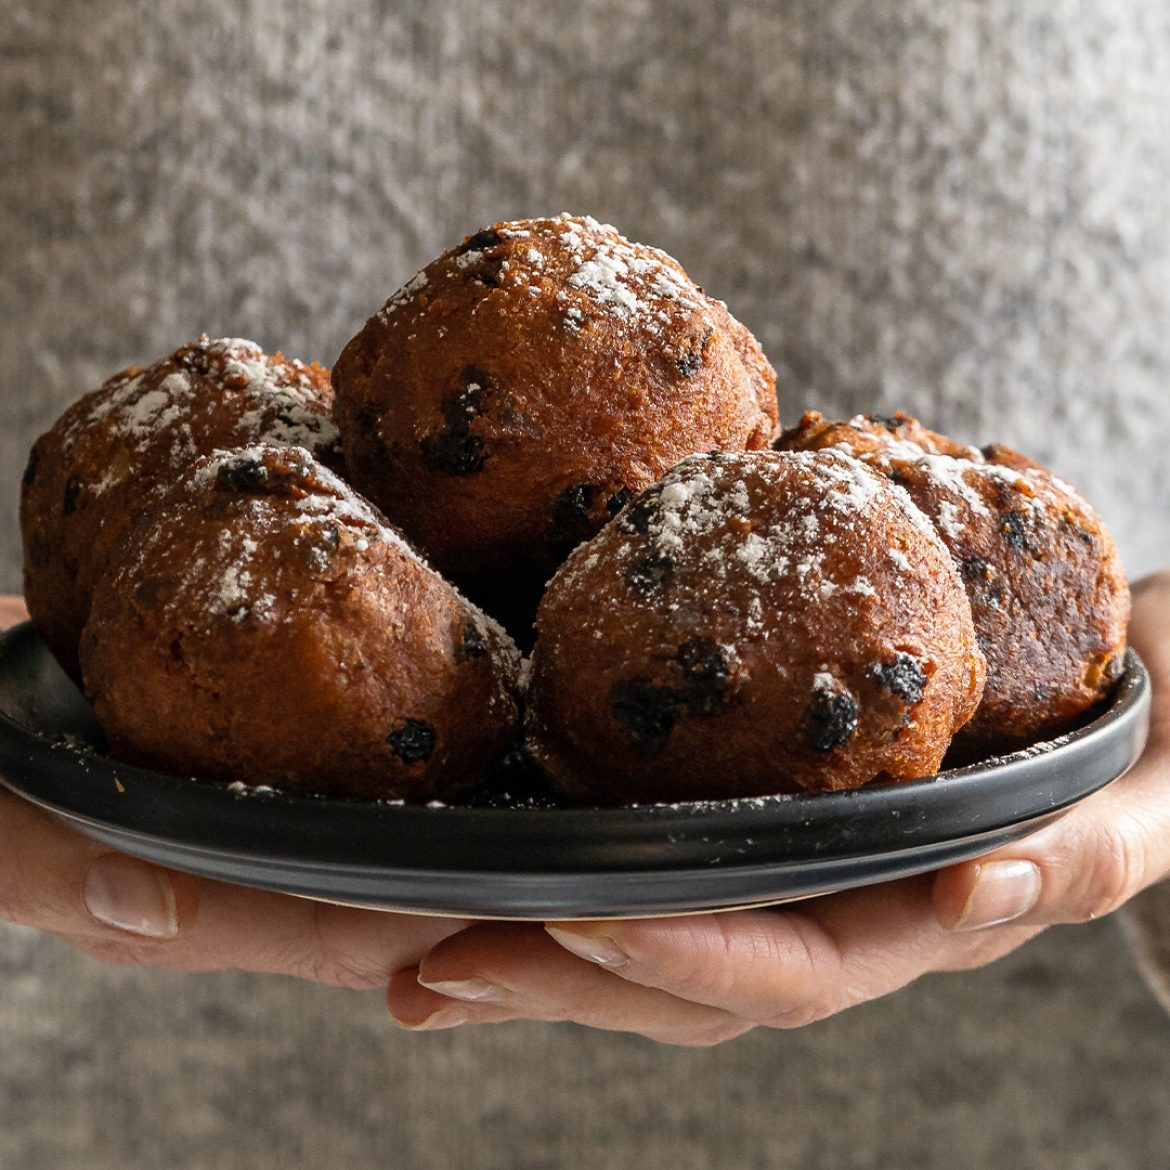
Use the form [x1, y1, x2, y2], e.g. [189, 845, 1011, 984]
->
[0, 597, 467, 986]
[387, 570, 1170, 1045]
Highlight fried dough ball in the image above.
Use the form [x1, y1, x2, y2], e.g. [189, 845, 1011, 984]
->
[776, 411, 1130, 756]
[528, 450, 987, 804]
[21, 336, 341, 678]
[332, 214, 779, 635]
[79, 445, 523, 801]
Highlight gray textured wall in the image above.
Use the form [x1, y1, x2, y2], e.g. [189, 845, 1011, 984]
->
[2, 2, 1169, 1167]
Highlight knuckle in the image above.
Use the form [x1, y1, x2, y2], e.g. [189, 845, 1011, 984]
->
[302, 902, 387, 988]
[74, 936, 166, 968]
[666, 1017, 754, 1048]
[759, 997, 838, 1030]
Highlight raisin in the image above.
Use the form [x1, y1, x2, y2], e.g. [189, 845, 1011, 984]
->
[807, 681, 859, 751]
[549, 483, 599, 557]
[21, 444, 39, 489]
[1001, 511, 1029, 552]
[470, 255, 506, 288]
[610, 680, 680, 753]
[874, 653, 927, 704]
[62, 476, 82, 516]
[356, 406, 383, 443]
[421, 431, 484, 475]
[960, 556, 1004, 608]
[677, 637, 729, 716]
[178, 344, 210, 375]
[627, 553, 674, 597]
[420, 368, 490, 475]
[215, 455, 307, 497]
[606, 487, 635, 517]
[675, 327, 713, 376]
[457, 619, 487, 660]
[865, 413, 905, 432]
[620, 488, 661, 535]
[388, 718, 435, 764]
[457, 228, 504, 254]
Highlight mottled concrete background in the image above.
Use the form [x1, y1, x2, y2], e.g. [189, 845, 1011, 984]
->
[2, 1, 1169, 1167]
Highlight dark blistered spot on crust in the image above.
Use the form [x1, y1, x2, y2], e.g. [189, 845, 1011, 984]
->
[177, 344, 210, 375]
[132, 576, 166, 608]
[22, 443, 39, 489]
[610, 680, 679, 753]
[807, 682, 860, 751]
[420, 368, 490, 476]
[677, 637, 729, 716]
[627, 553, 674, 597]
[960, 555, 1005, 608]
[458, 228, 504, 254]
[874, 653, 928, 705]
[606, 487, 635, 517]
[550, 483, 600, 557]
[675, 327, 714, 376]
[62, 476, 82, 516]
[457, 619, 487, 660]
[388, 718, 436, 764]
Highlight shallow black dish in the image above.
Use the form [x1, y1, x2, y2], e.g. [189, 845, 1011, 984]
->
[0, 623, 1150, 919]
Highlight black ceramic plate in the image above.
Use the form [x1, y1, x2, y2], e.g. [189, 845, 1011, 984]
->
[0, 623, 1151, 919]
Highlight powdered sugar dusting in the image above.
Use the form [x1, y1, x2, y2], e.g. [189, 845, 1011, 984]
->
[554, 214, 707, 332]
[555, 449, 953, 648]
[66, 336, 338, 499]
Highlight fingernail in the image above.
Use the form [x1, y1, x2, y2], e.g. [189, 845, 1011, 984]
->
[83, 854, 179, 939]
[545, 925, 629, 968]
[953, 860, 1042, 931]
[388, 1006, 470, 1031]
[417, 976, 508, 1003]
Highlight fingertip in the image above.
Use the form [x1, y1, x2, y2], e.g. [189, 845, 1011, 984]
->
[386, 966, 514, 1031]
[82, 853, 180, 940]
[543, 923, 629, 968]
[934, 858, 1042, 931]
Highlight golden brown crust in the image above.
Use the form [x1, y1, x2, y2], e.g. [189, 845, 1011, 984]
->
[528, 450, 986, 803]
[776, 411, 1131, 756]
[78, 445, 522, 801]
[21, 337, 339, 678]
[332, 215, 779, 633]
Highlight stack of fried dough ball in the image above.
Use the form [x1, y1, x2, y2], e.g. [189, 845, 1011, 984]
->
[20, 216, 1130, 804]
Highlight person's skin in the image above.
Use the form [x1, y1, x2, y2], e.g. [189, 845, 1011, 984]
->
[383, 570, 1170, 1045]
[0, 574, 1166, 1043]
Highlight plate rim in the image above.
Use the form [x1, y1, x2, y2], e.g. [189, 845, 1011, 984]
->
[0, 622, 1151, 879]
